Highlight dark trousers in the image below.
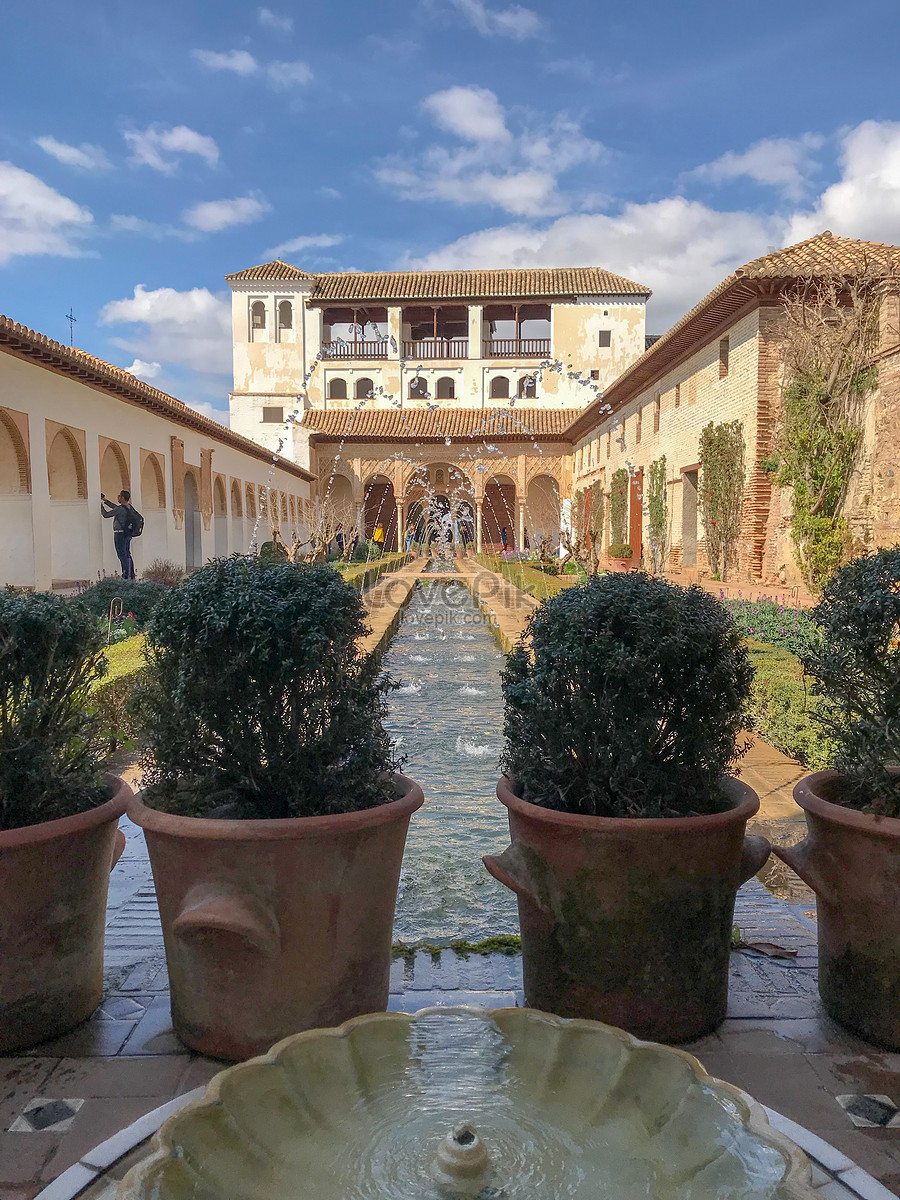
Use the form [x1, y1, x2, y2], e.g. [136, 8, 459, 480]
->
[114, 532, 135, 580]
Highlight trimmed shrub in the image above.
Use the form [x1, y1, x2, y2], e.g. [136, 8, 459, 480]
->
[142, 559, 185, 587]
[501, 573, 753, 817]
[607, 543, 632, 559]
[74, 578, 167, 628]
[0, 590, 108, 830]
[800, 548, 900, 815]
[91, 635, 147, 752]
[137, 555, 400, 818]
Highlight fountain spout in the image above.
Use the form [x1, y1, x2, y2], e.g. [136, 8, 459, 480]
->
[434, 1122, 491, 1194]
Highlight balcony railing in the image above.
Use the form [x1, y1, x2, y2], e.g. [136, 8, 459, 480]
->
[403, 338, 468, 360]
[322, 339, 389, 360]
[483, 338, 551, 358]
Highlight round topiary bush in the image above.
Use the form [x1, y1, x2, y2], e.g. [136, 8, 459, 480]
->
[137, 555, 401, 818]
[800, 547, 900, 816]
[500, 572, 753, 818]
[74, 578, 168, 627]
[0, 590, 108, 830]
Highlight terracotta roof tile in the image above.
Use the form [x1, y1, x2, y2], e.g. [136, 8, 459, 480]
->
[0, 314, 314, 481]
[736, 231, 900, 279]
[225, 260, 315, 282]
[301, 406, 579, 442]
[226, 263, 651, 300]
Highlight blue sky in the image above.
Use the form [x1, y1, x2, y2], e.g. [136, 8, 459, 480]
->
[2, 0, 900, 421]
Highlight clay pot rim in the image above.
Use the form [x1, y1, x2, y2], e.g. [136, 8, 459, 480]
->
[0, 773, 131, 849]
[128, 771, 424, 840]
[794, 768, 900, 835]
[496, 774, 758, 831]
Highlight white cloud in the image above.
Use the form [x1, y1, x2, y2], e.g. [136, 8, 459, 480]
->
[110, 213, 195, 240]
[448, 0, 541, 39]
[124, 125, 219, 174]
[423, 86, 510, 143]
[319, 186, 342, 200]
[125, 358, 162, 380]
[405, 198, 783, 330]
[100, 284, 232, 380]
[692, 134, 824, 201]
[266, 60, 313, 89]
[377, 96, 603, 217]
[258, 7, 293, 33]
[788, 120, 900, 245]
[0, 162, 93, 265]
[35, 136, 111, 171]
[264, 232, 343, 258]
[182, 195, 270, 233]
[192, 48, 259, 75]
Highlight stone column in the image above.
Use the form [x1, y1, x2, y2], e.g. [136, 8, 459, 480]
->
[30, 415, 52, 590]
[518, 499, 525, 552]
[388, 307, 402, 359]
[476, 500, 483, 553]
[468, 305, 483, 359]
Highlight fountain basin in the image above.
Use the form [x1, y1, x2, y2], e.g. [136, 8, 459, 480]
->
[118, 1007, 813, 1199]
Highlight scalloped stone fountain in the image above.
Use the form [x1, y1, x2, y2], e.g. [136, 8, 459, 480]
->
[118, 1007, 814, 1200]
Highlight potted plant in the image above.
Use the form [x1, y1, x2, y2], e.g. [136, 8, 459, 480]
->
[484, 572, 769, 1043]
[773, 549, 900, 1048]
[0, 591, 130, 1052]
[129, 556, 423, 1061]
[606, 542, 633, 572]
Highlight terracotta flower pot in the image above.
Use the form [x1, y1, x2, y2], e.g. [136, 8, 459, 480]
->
[773, 769, 900, 1049]
[128, 773, 424, 1061]
[484, 776, 769, 1043]
[606, 556, 634, 573]
[0, 774, 130, 1052]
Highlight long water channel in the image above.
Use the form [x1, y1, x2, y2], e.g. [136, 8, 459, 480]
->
[384, 579, 518, 944]
[383, 576, 812, 943]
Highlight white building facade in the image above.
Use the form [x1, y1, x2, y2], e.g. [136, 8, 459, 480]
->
[226, 261, 650, 467]
[0, 315, 314, 591]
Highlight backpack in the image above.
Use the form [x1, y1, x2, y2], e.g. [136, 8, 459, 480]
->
[124, 505, 144, 538]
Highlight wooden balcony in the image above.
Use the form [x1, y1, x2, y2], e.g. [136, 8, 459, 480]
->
[322, 339, 389, 360]
[482, 338, 551, 358]
[402, 338, 468, 359]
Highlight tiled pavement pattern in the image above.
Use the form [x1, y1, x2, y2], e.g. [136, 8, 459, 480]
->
[1, 816, 899, 1198]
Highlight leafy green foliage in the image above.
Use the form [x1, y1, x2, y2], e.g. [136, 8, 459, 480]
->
[0, 590, 108, 830]
[74, 578, 168, 628]
[699, 421, 745, 581]
[647, 456, 668, 573]
[744, 639, 835, 770]
[138, 555, 400, 818]
[718, 595, 820, 657]
[91, 635, 147, 752]
[501, 573, 753, 817]
[800, 549, 900, 815]
[607, 543, 632, 559]
[609, 467, 629, 547]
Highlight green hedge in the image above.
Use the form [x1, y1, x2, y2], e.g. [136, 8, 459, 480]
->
[90, 634, 147, 751]
[744, 639, 835, 770]
[475, 554, 580, 599]
[336, 551, 411, 592]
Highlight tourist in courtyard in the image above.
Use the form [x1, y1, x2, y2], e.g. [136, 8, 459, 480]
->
[373, 522, 385, 553]
[100, 489, 139, 580]
[405, 525, 415, 554]
[500, 526, 509, 552]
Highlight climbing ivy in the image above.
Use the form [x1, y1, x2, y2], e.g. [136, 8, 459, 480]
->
[609, 467, 629, 548]
[647, 456, 668, 574]
[699, 421, 745, 581]
[773, 272, 883, 591]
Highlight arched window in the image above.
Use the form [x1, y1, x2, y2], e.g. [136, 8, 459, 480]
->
[490, 376, 510, 399]
[245, 483, 257, 520]
[518, 374, 537, 399]
[214, 477, 227, 516]
[281, 492, 288, 522]
[250, 301, 266, 340]
[231, 479, 243, 517]
[328, 378, 348, 400]
[436, 376, 455, 399]
[277, 300, 292, 331]
[48, 428, 87, 499]
[0, 409, 30, 495]
[355, 377, 374, 400]
[409, 376, 429, 401]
